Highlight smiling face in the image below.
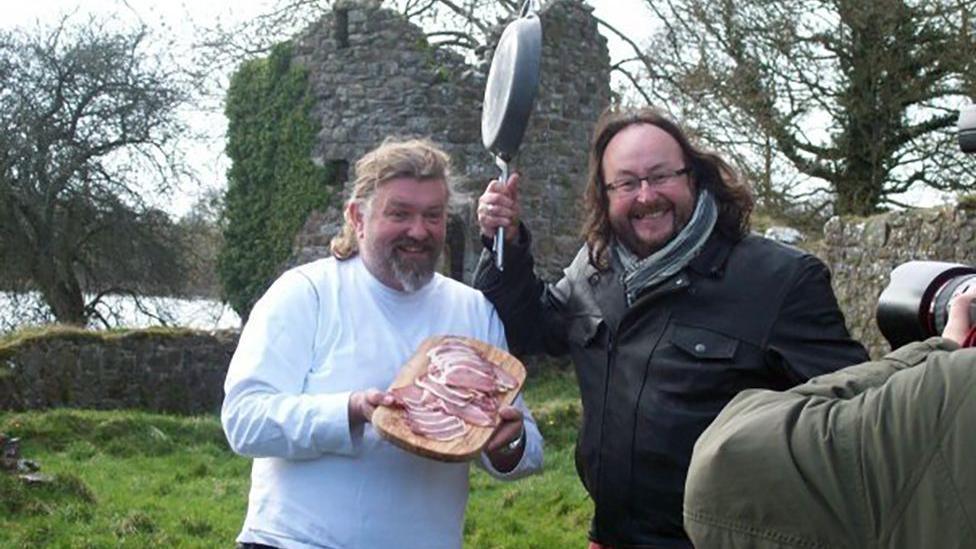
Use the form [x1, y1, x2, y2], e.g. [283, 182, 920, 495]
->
[602, 123, 696, 259]
[351, 176, 449, 292]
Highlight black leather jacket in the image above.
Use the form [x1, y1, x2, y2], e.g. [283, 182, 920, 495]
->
[473, 228, 869, 549]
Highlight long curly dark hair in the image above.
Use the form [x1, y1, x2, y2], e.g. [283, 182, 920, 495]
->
[581, 106, 754, 270]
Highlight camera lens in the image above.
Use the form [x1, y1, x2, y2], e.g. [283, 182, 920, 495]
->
[876, 261, 976, 348]
[959, 104, 976, 154]
[930, 274, 976, 335]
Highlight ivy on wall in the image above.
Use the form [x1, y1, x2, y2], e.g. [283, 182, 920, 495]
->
[218, 43, 334, 319]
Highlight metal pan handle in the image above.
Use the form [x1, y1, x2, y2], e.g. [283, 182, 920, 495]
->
[493, 157, 509, 271]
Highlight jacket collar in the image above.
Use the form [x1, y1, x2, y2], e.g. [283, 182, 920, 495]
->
[572, 230, 741, 329]
[686, 230, 739, 278]
[567, 246, 627, 332]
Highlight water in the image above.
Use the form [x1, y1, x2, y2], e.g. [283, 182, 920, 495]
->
[0, 291, 240, 334]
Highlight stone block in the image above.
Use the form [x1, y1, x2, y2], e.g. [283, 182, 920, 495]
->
[864, 217, 889, 248]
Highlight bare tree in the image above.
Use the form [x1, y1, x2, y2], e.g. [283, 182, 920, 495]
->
[623, 0, 976, 216]
[192, 0, 525, 75]
[0, 15, 195, 326]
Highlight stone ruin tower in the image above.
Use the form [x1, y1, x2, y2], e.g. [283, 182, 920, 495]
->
[291, 0, 611, 281]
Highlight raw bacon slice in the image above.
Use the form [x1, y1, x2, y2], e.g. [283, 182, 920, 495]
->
[390, 384, 426, 408]
[405, 410, 466, 441]
[415, 376, 475, 407]
[405, 407, 455, 424]
[429, 364, 499, 393]
[469, 393, 499, 415]
[492, 367, 518, 391]
[436, 397, 496, 428]
[427, 340, 517, 394]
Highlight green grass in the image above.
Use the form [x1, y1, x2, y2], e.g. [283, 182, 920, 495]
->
[0, 409, 250, 547]
[466, 367, 591, 548]
[0, 368, 590, 548]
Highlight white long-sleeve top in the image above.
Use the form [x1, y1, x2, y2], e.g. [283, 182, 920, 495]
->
[222, 256, 543, 549]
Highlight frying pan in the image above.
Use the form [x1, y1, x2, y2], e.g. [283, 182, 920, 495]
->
[481, 1, 542, 270]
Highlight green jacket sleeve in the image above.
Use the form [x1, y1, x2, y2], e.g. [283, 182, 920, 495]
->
[684, 337, 976, 548]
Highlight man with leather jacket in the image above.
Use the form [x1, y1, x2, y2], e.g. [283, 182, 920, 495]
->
[473, 106, 869, 548]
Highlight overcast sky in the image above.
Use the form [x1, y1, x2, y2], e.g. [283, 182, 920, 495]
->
[5, 0, 651, 38]
[4, 0, 654, 217]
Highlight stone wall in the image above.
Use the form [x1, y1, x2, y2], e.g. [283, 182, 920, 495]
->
[0, 329, 238, 414]
[8, 205, 972, 413]
[822, 206, 976, 358]
[291, 0, 611, 280]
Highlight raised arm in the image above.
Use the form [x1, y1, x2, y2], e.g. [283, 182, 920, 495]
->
[473, 173, 574, 357]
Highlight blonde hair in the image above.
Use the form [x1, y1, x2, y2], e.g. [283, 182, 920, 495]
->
[330, 138, 453, 259]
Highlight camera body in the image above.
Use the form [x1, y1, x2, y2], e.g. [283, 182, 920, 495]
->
[876, 261, 976, 348]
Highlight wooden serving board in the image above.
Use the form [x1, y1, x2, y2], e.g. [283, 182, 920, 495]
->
[372, 335, 526, 462]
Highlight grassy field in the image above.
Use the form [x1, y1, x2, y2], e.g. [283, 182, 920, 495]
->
[0, 368, 590, 548]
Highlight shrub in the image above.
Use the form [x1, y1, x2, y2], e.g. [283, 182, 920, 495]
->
[219, 42, 335, 319]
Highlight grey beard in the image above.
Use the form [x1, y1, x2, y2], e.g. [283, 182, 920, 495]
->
[390, 251, 436, 292]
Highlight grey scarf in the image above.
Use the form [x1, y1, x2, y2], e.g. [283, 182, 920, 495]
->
[614, 189, 718, 305]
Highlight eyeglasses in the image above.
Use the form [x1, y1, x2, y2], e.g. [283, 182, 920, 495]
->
[605, 167, 690, 196]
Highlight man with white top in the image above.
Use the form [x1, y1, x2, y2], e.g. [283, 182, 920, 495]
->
[221, 138, 543, 549]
